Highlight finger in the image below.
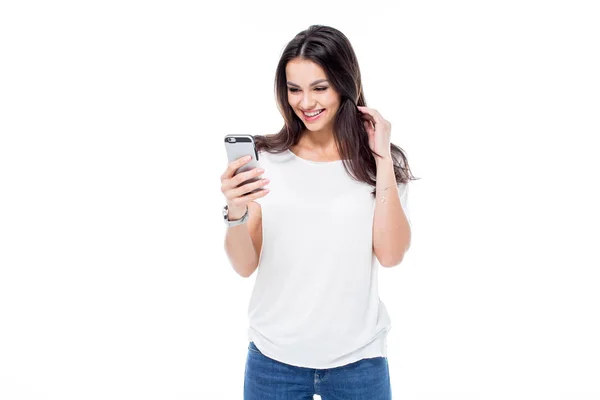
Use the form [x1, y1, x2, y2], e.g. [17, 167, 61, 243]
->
[222, 166, 263, 193]
[360, 113, 376, 124]
[357, 106, 383, 125]
[222, 155, 252, 181]
[236, 186, 270, 204]
[358, 108, 376, 124]
[232, 166, 264, 187]
[229, 177, 269, 203]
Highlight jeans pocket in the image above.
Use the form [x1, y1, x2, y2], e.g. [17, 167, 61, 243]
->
[248, 341, 262, 354]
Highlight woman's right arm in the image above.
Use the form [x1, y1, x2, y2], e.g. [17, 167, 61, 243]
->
[224, 201, 263, 278]
[221, 156, 269, 277]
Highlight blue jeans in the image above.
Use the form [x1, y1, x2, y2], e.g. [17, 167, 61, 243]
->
[244, 341, 392, 399]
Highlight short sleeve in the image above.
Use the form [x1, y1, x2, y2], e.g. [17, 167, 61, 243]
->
[397, 182, 411, 226]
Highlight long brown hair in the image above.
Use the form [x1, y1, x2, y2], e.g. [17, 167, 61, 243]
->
[254, 25, 419, 197]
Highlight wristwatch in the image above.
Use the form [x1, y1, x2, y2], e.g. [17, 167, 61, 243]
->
[223, 204, 249, 227]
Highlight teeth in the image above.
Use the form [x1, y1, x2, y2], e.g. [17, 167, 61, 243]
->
[304, 109, 323, 117]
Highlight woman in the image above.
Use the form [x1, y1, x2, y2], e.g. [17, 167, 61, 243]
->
[221, 25, 418, 399]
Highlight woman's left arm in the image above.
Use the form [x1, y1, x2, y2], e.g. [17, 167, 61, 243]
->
[357, 105, 411, 267]
[373, 157, 411, 267]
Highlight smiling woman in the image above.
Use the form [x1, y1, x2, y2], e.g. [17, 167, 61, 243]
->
[236, 24, 417, 400]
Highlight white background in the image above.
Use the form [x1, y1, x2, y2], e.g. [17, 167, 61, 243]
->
[1, 1, 599, 399]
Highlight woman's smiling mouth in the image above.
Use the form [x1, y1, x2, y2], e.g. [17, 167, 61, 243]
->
[301, 108, 325, 121]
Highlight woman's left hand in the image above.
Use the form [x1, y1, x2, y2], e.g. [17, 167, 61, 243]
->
[357, 106, 392, 161]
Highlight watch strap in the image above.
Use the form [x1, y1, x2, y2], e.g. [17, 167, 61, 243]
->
[223, 204, 249, 227]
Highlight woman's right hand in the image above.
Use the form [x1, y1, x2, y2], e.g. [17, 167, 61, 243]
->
[220, 156, 270, 218]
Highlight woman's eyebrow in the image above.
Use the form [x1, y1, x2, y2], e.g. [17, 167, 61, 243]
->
[286, 79, 329, 87]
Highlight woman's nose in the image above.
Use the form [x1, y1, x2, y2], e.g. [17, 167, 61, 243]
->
[301, 93, 316, 109]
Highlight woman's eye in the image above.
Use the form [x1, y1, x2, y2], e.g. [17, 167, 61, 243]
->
[288, 87, 328, 92]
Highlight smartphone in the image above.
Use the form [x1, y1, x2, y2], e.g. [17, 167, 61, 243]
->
[224, 134, 264, 195]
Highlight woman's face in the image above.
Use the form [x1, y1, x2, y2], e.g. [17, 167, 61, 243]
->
[285, 58, 341, 133]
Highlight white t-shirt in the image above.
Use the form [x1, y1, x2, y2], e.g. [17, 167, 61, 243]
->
[247, 149, 410, 369]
